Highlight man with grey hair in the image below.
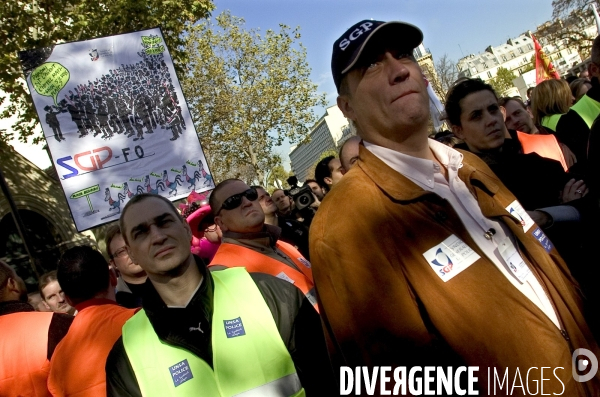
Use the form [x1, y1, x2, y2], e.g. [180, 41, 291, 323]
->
[310, 19, 600, 394]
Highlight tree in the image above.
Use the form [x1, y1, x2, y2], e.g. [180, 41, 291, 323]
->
[429, 54, 458, 100]
[489, 67, 516, 95]
[0, 0, 214, 144]
[538, 1, 597, 60]
[182, 11, 326, 185]
[521, 55, 536, 74]
[304, 149, 338, 182]
[264, 163, 293, 193]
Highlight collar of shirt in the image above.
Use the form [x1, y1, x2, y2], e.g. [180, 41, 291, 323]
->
[222, 224, 282, 251]
[363, 138, 463, 190]
[75, 298, 119, 312]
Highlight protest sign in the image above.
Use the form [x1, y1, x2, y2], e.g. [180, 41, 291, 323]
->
[20, 28, 214, 231]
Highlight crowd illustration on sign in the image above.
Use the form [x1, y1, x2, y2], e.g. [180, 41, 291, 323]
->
[32, 35, 186, 143]
[101, 159, 213, 219]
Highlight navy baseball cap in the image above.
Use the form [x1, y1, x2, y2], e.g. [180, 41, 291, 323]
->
[331, 20, 423, 92]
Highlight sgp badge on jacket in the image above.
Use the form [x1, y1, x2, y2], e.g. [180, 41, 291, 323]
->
[422, 235, 481, 282]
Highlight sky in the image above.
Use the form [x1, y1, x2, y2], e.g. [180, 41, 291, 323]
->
[9, 0, 556, 170]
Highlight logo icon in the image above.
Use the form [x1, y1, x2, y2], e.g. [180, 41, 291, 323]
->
[223, 317, 246, 338]
[572, 348, 598, 382]
[89, 49, 99, 61]
[431, 248, 454, 275]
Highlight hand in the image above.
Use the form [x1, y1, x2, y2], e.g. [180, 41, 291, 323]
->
[560, 178, 588, 203]
[310, 193, 321, 208]
[527, 210, 552, 229]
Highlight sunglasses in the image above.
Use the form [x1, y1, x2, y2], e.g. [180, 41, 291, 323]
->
[215, 188, 258, 215]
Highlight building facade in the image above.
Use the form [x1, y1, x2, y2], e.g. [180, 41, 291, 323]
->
[457, 28, 586, 90]
[0, 142, 96, 289]
[289, 105, 349, 182]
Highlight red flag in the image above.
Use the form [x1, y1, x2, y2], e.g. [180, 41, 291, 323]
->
[532, 34, 560, 84]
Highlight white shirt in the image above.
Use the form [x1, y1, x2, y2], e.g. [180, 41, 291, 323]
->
[365, 138, 560, 328]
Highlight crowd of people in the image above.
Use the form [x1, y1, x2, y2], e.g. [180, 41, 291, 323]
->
[44, 53, 186, 142]
[3, 17, 600, 397]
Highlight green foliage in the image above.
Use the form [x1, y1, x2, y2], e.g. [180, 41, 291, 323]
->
[489, 67, 516, 95]
[264, 164, 293, 193]
[182, 11, 326, 185]
[303, 149, 338, 181]
[0, 0, 214, 144]
[521, 55, 536, 74]
[544, 1, 596, 60]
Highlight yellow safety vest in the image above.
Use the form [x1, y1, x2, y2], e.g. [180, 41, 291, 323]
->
[122, 268, 305, 397]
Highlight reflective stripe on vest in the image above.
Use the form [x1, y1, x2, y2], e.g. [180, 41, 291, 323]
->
[516, 131, 568, 171]
[209, 241, 319, 312]
[541, 113, 562, 132]
[122, 268, 305, 397]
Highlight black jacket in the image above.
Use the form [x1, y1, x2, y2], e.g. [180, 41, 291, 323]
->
[106, 256, 334, 396]
[551, 76, 600, 172]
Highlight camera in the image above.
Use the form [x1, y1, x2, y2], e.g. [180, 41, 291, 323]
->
[286, 176, 315, 211]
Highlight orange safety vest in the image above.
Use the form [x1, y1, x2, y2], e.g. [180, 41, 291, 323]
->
[516, 131, 568, 171]
[0, 311, 54, 397]
[47, 300, 136, 397]
[209, 241, 319, 312]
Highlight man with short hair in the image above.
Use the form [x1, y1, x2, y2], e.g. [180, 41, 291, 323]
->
[271, 188, 293, 216]
[209, 180, 316, 309]
[105, 224, 147, 308]
[314, 155, 344, 193]
[39, 270, 76, 315]
[304, 179, 324, 201]
[310, 19, 600, 394]
[339, 135, 361, 172]
[106, 193, 332, 395]
[48, 246, 136, 396]
[500, 96, 575, 169]
[253, 185, 310, 259]
[0, 261, 73, 396]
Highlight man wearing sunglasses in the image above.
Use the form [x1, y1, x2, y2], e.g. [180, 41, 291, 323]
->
[106, 193, 333, 396]
[208, 179, 318, 312]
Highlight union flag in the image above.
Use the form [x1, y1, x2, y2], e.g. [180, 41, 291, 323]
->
[532, 34, 560, 84]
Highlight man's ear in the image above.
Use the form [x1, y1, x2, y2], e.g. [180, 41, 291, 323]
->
[214, 216, 228, 233]
[451, 124, 464, 140]
[109, 267, 118, 287]
[337, 95, 356, 122]
[324, 176, 333, 187]
[588, 62, 598, 79]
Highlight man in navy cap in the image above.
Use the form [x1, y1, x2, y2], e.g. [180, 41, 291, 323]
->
[310, 19, 600, 394]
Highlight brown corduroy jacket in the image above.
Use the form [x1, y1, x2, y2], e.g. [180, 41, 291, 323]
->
[310, 144, 600, 396]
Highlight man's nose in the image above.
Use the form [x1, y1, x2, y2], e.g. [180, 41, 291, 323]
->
[240, 196, 253, 208]
[149, 224, 168, 243]
[385, 53, 410, 84]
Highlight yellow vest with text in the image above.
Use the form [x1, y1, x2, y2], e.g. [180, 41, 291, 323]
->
[122, 267, 305, 397]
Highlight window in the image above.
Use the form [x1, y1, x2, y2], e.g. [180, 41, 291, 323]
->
[528, 44, 533, 50]
[519, 48, 524, 54]
[511, 52, 516, 58]
[487, 71, 492, 78]
[483, 63, 488, 69]
[502, 55, 507, 62]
